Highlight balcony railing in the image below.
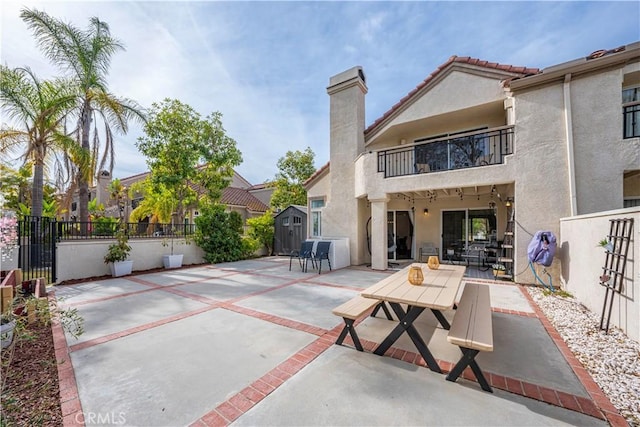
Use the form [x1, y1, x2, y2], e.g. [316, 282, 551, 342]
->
[377, 126, 514, 178]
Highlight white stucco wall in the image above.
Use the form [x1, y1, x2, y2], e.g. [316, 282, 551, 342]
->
[560, 208, 639, 341]
[56, 238, 205, 283]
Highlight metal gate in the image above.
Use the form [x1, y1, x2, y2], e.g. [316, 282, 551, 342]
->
[18, 216, 57, 283]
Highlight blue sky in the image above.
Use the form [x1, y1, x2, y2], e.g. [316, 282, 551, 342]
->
[1, 1, 639, 185]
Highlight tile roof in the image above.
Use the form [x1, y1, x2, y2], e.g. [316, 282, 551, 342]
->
[364, 55, 540, 136]
[304, 161, 330, 187]
[221, 186, 269, 212]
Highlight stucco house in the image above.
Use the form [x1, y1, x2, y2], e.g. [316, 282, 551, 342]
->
[305, 42, 640, 284]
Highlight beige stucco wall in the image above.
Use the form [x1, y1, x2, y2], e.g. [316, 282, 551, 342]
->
[56, 239, 205, 283]
[376, 70, 510, 138]
[323, 67, 367, 266]
[570, 69, 640, 213]
[560, 208, 639, 341]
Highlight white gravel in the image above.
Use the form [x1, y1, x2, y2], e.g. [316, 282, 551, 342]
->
[527, 286, 640, 426]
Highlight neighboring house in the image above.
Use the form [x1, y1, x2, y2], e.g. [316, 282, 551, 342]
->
[273, 205, 307, 255]
[305, 42, 640, 284]
[67, 169, 272, 225]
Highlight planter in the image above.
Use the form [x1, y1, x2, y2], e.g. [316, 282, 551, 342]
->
[163, 254, 183, 269]
[109, 260, 133, 277]
[1, 320, 16, 349]
[493, 269, 505, 277]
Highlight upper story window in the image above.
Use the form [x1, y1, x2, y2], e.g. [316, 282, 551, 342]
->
[623, 87, 639, 139]
[310, 198, 325, 237]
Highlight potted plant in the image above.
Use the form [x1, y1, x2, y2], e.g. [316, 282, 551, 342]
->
[104, 228, 133, 277]
[492, 263, 506, 277]
[161, 227, 190, 269]
[1, 311, 16, 349]
[598, 238, 614, 253]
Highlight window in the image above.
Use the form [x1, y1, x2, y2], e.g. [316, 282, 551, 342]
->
[71, 202, 77, 211]
[293, 216, 302, 225]
[624, 198, 640, 208]
[310, 198, 325, 237]
[282, 217, 289, 226]
[623, 87, 640, 139]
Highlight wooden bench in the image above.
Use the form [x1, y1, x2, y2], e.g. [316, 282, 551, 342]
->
[332, 296, 392, 351]
[446, 282, 494, 392]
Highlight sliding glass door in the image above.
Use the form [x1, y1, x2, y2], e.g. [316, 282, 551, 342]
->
[442, 209, 496, 260]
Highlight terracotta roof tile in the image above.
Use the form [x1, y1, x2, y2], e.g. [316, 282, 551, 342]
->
[221, 187, 269, 212]
[304, 162, 330, 186]
[364, 55, 541, 136]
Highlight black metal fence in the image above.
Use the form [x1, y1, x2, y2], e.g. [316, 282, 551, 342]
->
[15, 216, 196, 283]
[17, 216, 57, 283]
[56, 220, 196, 240]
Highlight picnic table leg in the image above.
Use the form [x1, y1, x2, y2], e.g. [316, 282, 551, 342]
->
[374, 303, 442, 373]
[430, 309, 451, 330]
[446, 347, 492, 392]
[335, 318, 364, 351]
[371, 301, 394, 320]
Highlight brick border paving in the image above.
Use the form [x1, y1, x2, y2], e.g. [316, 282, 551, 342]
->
[52, 266, 627, 427]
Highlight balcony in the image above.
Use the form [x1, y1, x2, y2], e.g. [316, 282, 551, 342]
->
[377, 126, 514, 178]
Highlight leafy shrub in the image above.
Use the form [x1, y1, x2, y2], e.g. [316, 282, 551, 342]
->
[93, 216, 119, 236]
[246, 210, 274, 255]
[194, 204, 252, 263]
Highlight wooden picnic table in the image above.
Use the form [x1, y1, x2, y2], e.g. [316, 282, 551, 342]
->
[361, 263, 466, 373]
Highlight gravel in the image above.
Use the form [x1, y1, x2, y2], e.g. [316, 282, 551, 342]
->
[527, 286, 640, 426]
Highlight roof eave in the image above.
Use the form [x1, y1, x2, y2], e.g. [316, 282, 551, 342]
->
[509, 42, 640, 91]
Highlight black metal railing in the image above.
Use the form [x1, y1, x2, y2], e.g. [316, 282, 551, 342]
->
[377, 126, 514, 178]
[623, 103, 639, 139]
[56, 220, 196, 240]
[17, 216, 57, 283]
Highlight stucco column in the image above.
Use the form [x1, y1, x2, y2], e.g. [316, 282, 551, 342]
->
[369, 196, 389, 270]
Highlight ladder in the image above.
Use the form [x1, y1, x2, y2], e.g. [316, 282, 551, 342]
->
[496, 209, 514, 280]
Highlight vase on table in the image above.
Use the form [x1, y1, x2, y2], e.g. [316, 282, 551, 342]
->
[427, 256, 440, 270]
[408, 264, 424, 286]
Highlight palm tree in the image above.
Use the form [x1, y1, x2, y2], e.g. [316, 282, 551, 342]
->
[20, 8, 145, 227]
[0, 65, 84, 217]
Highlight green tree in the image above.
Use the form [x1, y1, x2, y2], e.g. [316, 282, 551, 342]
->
[107, 177, 126, 222]
[0, 66, 83, 217]
[136, 99, 242, 224]
[194, 203, 250, 263]
[21, 8, 146, 225]
[246, 210, 275, 255]
[0, 162, 32, 210]
[128, 178, 174, 224]
[268, 147, 315, 210]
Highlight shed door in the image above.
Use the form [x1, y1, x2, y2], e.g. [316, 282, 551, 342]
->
[289, 215, 304, 253]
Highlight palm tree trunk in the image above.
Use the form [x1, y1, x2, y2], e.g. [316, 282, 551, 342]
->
[31, 160, 44, 218]
[78, 105, 91, 234]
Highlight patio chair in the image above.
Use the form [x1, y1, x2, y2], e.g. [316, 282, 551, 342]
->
[418, 242, 439, 262]
[290, 241, 315, 272]
[313, 241, 332, 274]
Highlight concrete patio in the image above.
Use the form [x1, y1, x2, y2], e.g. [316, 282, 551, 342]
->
[52, 257, 623, 426]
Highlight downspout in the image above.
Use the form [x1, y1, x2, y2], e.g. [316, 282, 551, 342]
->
[563, 73, 578, 216]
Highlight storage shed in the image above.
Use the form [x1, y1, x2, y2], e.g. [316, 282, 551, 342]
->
[274, 205, 307, 255]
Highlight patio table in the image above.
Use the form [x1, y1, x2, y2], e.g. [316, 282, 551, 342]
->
[361, 264, 466, 373]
